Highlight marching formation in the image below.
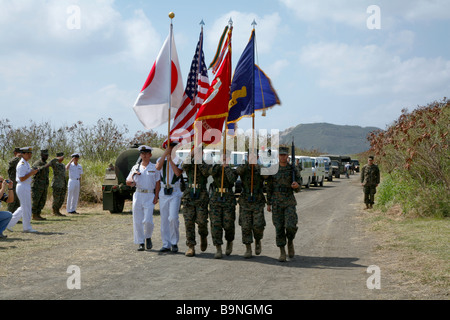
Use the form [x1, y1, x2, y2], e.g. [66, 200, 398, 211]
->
[125, 144, 300, 262]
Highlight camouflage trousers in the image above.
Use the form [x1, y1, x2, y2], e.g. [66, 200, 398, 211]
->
[271, 204, 298, 247]
[238, 205, 266, 244]
[209, 199, 236, 246]
[32, 186, 48, 215]
[363, 185, 377, 205]
[52, 187, 67, 211]
[7, 184, 20, 213]
[182, 201, 209, 247]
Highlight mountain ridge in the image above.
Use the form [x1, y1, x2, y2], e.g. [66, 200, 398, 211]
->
[279, 122, 380, 155]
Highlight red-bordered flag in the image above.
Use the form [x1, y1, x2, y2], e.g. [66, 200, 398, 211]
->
[194, 26, 233, 146]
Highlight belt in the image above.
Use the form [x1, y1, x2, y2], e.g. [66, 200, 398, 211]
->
[188, 184, 206, 191]
[242, 189, 262, 194]
[136, 188, 154, 194]
[161, 184, 180, 189]
[273, 186, 292, 193]
[214, 187, 232, 193]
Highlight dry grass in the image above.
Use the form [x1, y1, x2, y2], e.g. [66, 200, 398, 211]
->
[364, 205, 449, 299]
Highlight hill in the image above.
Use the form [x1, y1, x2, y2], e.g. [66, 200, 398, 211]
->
[279, 122, 380, 155]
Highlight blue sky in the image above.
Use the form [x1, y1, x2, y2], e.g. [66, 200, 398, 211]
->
[1, 0, 449, 137]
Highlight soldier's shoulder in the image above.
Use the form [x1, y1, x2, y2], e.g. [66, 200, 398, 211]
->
[9, 156, 20, 164]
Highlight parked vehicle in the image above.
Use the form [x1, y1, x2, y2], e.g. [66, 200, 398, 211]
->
[331, 160, 340, 178]
[321, 156, 333, 181]
[102, 145, 164, 213]
[320, 154, 352, 177]
[296, 156, 313, 188]
[311, 157, 326, 187]
[351, 159, 360, 173]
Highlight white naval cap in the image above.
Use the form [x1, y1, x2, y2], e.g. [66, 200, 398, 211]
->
[20, 146, 33, 153]
[71, 153, 80, 158]
[138, 145, 152, 152]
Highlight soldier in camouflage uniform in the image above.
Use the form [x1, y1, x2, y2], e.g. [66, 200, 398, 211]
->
[266, 145, 301, 262]
[360, 155, 380, 209]
[7, 147, 21, 213]
[49, 152, 67, 216]
[236, 152, 266, 258]
[181, 151, 210, 257]
[31, 149, 53, 220]
[208, 152, 237, 259]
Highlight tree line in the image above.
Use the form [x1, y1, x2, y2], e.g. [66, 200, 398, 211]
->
[0, 118, 166, 162]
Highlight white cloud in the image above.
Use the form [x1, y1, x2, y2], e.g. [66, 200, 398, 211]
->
[264, 59, 290, 79]
[280, 0, 368, 28]
[0, 0, 160, 64]
[280, 0, 450, 29]
[299, 42, 450, 98]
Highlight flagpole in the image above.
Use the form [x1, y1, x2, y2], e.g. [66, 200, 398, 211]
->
[167, 12, 175, 190]
[220, 18, 233, 199]
[193, 19, 205, 196]
[250, 20, 257, 200]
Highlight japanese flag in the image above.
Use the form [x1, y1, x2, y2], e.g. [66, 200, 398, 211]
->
[133, 32, 184, 130]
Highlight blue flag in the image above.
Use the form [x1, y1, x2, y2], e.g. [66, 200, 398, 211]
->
[227, 30, 280, 132]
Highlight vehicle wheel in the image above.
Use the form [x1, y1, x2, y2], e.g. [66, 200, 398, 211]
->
[319, 177, 324, 187]
[306, 178, 310, 188]
[313, 178, 318, 187]
[329, 175, 333, 182]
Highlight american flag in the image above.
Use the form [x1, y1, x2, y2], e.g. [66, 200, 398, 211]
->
[163, 29, 209, 148]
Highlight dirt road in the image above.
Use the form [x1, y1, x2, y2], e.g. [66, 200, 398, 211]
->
[1, 174, 406, 300]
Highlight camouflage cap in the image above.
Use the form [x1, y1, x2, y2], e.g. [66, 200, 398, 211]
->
[41, 149, 49, 155]
[279, 145, 289, 155]
[56, 152, 64, 157]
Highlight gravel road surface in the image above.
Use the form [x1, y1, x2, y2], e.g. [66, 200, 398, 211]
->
[1, 174, 406, 300]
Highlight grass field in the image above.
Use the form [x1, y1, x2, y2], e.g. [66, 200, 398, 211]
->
[365, 205, 449, 298]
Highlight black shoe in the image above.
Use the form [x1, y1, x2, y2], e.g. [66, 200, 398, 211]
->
[171, 244, 178, 253]
[159, 247, 170, 252]
[145, 238, 152, 250]
[138, 244, 145, 251]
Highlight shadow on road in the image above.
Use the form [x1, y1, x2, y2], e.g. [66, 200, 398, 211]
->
[192, 252, 367, 270]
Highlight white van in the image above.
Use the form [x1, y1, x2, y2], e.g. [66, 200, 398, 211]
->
[320, 156, 333, 181]
[297, 156, 313, 188]
[311, 157, 326, 187]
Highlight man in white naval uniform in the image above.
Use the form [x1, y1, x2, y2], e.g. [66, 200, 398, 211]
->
[126, 146, 161, 251]
[155, 143, 183, 253]
[7, 147, 39, 233]
[66, 153, 83, 214]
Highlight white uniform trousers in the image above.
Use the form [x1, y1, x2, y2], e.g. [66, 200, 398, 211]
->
[67, 179, 80, 212]
[158, 186, 182, 248]
[7, 183, 33, 231]
[132, 191, 155, 244]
